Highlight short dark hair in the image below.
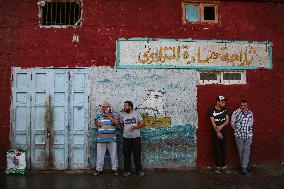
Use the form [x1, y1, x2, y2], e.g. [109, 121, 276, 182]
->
[240, 99, 248, 104]
[124, 101, 133, 109]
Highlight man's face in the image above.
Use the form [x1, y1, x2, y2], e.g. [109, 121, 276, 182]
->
[124, 103, 131, 113]
[102, 106, 109, 113]
[240, 102, 248, 111]
[217, 100, 226, 108]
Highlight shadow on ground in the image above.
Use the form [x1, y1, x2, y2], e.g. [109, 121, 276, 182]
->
[1, 166, 284, 189]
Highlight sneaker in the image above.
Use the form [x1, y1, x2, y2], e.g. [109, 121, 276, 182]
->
[113, 170, 119, 176]
[93, 170, 102, 176]
[241, 168, 248, 175]
[221, 167, 231, 174]
[122, 172, 131, 177]
[137, 171, 145, 177]
[213, 168, 221, 174]
[247, 164, 252, 171]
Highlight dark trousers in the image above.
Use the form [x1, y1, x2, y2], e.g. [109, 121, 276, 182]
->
[123, 137, 142, 172]
[211, 128, 227, 167]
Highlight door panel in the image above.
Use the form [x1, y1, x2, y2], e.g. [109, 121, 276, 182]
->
[69, 70, 90, 169]
[11, 68, 31, 168]
[49, 70, 69, 170]
[30, 69, 49, 169]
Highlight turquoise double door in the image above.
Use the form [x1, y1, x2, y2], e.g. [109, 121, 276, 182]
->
[11, 68, 90, 170]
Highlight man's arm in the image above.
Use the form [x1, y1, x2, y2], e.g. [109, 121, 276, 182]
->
[105, 114, 118, 125]
[95, 121, 101, 128]
[135, 120, 145, 129]
[210, 117, 218, 130]
[217, 115, 229, 131]
[104, 108, 118, 125]
[210, 116, 224, 139]
[231, 111, 236, 129]
[130, 113, 145, 131]
[129, 120, 144, 131]
[249, 112, 254, 127]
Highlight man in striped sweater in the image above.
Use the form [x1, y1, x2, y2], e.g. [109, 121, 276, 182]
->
[94, 101, 119, 176]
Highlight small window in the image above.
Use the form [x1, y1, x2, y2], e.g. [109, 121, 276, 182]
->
[199, 72, 220, 84]
[199, 71, 246, 85]
[38, 1, 82, 27]
[200, 72, 218, 81]
[183, 1, 218, 24]
[221, 71, 246, 85]
[185, 4, 199, 22]
[203, 5, 216, 21]
[223, 73, 242, 80]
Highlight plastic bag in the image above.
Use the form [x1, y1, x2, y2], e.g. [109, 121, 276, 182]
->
[5, 148, 26, 174]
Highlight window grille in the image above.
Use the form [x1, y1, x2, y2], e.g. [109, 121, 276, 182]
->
[39, 1, 81, 26]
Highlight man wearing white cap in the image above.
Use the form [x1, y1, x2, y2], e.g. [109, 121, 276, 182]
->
[94, 101, 119, 176]
[208, 96, 231, 174]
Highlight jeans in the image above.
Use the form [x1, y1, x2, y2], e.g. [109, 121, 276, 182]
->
[235, 137, 252, 168]
[123, 137, 142, 172]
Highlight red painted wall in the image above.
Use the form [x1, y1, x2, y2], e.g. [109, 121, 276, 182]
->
[0, 0, 283, 169]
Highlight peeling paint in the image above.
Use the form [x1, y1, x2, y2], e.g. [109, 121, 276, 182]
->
[90, 67, 198, 168]
[141, 115, 171, 128]
[116, 38, 272, 69]
[44, 95, 54, 169]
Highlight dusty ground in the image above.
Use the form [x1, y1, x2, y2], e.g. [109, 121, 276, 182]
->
[1, 165, 284, 189]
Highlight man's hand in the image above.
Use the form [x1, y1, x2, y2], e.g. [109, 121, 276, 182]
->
[217, 131, 223, 139]
[216, 125, 223, 131]
[129, 126, 136, 132]
[95, 122, 102, 129]
[105, 107, 110, 115]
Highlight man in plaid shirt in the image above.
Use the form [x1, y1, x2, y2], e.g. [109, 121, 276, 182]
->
[231, 99, 254, 175]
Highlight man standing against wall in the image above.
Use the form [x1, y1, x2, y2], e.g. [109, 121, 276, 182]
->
[231, 100, 254, 175]
[120, 101, 145, 177]
[209, 96, 231, 174]
[94, 101, 119, 176]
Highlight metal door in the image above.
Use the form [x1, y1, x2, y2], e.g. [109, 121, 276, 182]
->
[11, 68, 90, 170]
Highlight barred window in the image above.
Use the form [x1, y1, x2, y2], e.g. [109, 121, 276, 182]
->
[39, 1, 82, 26]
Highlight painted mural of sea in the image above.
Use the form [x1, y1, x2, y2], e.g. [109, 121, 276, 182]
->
[90, 124, 197, 169]
[141, 124, 197, 168]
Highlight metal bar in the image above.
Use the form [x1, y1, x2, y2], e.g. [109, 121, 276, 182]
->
[69, 2, 71, 25]
[78, 3, 81, 24]
[73, 3, 76, 24]
[59, 3, 61, 25]
[41, 4, 44, 25]
[65, 2, 67, 25]
[45, 3, 49, 25]
[55, 2, 57, 25]
[50, 3, 53, 25]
